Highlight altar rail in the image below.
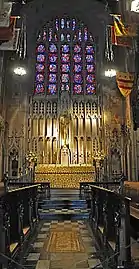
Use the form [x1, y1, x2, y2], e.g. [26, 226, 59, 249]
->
[88, 185, 131, 269]
[123, 181, 139, 205]
[79, 181, 122, 201]
[79, 179, 139, 205]
[0, 185, 39, 269]
[3, 171, 34, 192]
[7, 182, 51, 199]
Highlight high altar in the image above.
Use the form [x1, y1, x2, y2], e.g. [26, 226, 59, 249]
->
[35, 165, 95, 188]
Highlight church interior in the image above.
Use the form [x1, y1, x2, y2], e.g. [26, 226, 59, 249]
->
[1, 0, 139, 268]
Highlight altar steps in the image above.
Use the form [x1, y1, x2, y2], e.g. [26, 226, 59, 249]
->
[39, 208, 90, 220]
[38, 189, 90, 221]
[39, 199, 87, 209]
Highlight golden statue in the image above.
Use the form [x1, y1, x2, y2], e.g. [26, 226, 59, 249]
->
[60, 111, 70, 145]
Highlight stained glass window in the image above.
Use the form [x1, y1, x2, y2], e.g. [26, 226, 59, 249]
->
[36, 44, 45, 53]
[62, 45, 70, 53]
[49, 64, 57, 72]
[34, 18, 96, 95]
[37, 54, 45, 63]
[35, 83, 45, 94]
[62, 64, 70, 73]
[36, 63, 45, 72]
[36, 74, 44, 82]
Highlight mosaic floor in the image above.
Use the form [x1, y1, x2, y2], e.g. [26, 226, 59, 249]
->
[22, 220, 102, 269]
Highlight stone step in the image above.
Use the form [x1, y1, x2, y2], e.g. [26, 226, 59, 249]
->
[39, 199, 86, 203]
[40, 204, 87, 209]
[50, 195, 80, 200]
[39, 199, 87, 210]
[39, 208, 90, 213]
[49, 189, 80, 200]
[39, 208, 90, 220]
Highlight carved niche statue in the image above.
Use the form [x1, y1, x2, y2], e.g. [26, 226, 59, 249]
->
[60, 111, 71, 146]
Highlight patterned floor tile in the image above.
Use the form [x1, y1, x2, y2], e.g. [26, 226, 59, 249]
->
[64, 225, 72, 230]
[73, 253, 88, 261]
[55, 210, 62, 213]
[35, 260, 50, 269]
[67, 210, 74, 213]
[37, 233, 48, 239]
[33, 242, 44, 248]
[27, 253, 40, 261]
[23, 217, 102, 269]
[52, 226, 64, 231]
[87, 259, 101, 267]
[80, 229, 88, 233]
[72, 227, 80, 232]
[80, 223, 87, 227]
[86, 246, 97, 254]
[88, 252, 98, 259]
[24, 260, 37, 268]
[39, 251, 50, 260]
[50, 225, 58, 230]
[75, 260, 89, 268]
[50, 253, 66, 260]
[41, 227, 49, 232]
[43, 222, 51, 226]
[84, 245, 96, 252]
[82, 237, 93, 242]
[50, 259, 75, 268]
[72, 222, 79, 226]
[57, 222, 64, 226]
[50, 260, 63, 268]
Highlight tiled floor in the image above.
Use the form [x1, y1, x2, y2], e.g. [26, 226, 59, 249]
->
[22, 220, 102, 269]
[39, 208, 90, 215]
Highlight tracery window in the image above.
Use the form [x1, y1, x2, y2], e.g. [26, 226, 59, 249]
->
[34, 18, 96, 95]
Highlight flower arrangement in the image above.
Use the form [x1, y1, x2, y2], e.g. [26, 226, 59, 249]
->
[26, 151, 37, 167]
